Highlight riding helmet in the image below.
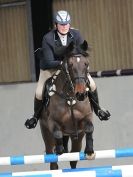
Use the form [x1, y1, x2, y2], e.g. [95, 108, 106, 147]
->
[54, 10, 71, 25]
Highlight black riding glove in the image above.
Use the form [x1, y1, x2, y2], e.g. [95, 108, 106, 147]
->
[97, 109, 111, 121]
[25, 117, 38, 129]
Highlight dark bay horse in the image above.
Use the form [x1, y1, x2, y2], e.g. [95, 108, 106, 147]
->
[39, 41, 95, 170]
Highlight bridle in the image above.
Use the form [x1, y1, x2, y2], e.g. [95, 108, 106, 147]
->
[63, 54, 89, 97]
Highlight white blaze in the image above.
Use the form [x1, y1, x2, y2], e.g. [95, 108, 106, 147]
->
[77, 57, 80, 62]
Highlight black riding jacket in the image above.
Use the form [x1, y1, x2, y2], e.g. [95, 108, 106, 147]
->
[40, 28, 84, 70]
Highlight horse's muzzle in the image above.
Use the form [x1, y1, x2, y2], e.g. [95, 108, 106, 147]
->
[75, 92, 87, 101]
[74, 81, 88, 101]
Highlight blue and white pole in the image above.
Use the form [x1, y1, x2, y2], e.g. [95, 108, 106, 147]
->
[0, 148, 133, 165]
[0, 165, 133, 177]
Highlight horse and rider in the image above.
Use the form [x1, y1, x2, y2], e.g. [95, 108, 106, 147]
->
[24, 10, 111, 170]
[25, 10, 110, 130]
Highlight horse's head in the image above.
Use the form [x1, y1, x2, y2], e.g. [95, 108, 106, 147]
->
[63, 40, 90, 101]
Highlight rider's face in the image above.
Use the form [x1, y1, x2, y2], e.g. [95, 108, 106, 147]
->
[57, 23, 70, 35]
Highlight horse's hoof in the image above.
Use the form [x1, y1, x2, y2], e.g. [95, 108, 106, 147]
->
[50, 163, 58, 170]
[86, 152, 96, 160]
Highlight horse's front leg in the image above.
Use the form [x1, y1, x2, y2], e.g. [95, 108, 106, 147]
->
[70, 132, 84, 169]
[84, 121, 95, 160]
[39, 119, 58, 170]
[53, 126, 64, 155]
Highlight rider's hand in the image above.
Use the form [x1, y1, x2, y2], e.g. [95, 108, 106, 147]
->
[98, 109, 111, 121]
[25, 117, 38, 129]
[57, 61, 63, 70]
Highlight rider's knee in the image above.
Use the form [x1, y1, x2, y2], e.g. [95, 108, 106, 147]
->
[87, 74, 96, 91]
[35, 91, 43, 100]
[35, 70, 50, 100]
[35, 83, 44, 100]
[90, 82, 96, 91]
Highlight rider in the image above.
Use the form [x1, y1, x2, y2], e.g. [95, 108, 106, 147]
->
[25, 10, 110, 129]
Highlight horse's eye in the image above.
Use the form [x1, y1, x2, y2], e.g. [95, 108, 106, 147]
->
[85, 62, 88, 66]
[69, 63, 73, 67]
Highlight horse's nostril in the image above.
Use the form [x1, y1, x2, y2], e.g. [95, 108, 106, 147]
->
[76, 92, 86, 101]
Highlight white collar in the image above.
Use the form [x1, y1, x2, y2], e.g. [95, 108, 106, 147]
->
[57, 32, 67, 46]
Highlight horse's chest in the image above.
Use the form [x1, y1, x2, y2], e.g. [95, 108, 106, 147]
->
[52, 109, 86, 130]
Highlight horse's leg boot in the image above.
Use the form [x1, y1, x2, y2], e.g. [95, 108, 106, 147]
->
[88, 89, 111, 121]
[25, 98, 43, 129]
[63, 136, 69, 153]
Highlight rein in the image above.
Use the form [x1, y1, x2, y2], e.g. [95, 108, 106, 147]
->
[64, 60, 75, 93]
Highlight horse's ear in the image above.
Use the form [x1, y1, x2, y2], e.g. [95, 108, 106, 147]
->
[63, 41, 75, 58]
[67, 41, 75, 53]
[80, 40, 88, 51]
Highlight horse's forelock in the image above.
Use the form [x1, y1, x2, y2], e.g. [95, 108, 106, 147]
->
[63, 41, 90, 61]
[72, 47, 89, 58]
[65, 41, 75, 54]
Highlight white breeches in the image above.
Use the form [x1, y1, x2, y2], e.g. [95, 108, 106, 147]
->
[35, 69, 96, 100]
[35, 69, 56, 100]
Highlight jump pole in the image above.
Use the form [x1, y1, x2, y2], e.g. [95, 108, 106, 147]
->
[0, 165, 133, 177]
[0, 148, 133, 165]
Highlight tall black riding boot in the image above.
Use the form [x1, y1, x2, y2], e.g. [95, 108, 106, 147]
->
[25, 97, 43, 129]
[88, 89, 111, 121]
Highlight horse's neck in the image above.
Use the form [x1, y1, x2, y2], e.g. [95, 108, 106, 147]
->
[55, 71, 67, 93]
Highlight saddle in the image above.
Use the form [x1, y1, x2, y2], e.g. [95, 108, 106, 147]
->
[42, 69, 62, 109]
[42, 77, 53, 109]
